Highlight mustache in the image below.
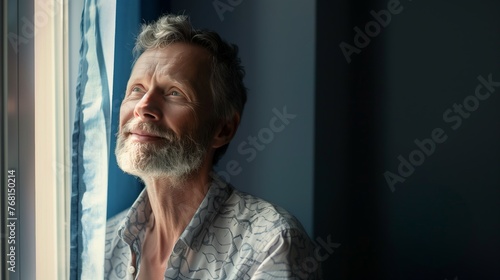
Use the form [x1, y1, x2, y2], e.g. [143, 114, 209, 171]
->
[119, 119, 177, 141]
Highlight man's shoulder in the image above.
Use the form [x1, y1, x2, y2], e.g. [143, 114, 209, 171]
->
[211, 187, 320, 278]
[219, 187, 307, 236]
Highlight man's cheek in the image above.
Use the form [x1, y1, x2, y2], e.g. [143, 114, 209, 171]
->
[120, 101, 137, 119]
[118, 113, 133, 130]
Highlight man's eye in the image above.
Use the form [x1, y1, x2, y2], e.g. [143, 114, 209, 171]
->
[131, 87, 143, 93]
[170, 91, 181, 96]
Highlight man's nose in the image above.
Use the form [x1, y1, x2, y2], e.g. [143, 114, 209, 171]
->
[134, 91, 162, 121]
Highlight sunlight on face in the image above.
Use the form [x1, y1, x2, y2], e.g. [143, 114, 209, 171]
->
[115, 43, 216, 183]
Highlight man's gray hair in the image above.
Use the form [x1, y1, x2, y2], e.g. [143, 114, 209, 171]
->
[134, 14, 247, 164]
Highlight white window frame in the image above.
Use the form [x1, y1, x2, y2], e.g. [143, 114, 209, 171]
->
[34, 0, 70, 278]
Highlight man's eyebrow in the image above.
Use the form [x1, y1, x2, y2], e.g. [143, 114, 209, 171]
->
[126, 77, 145, 89]
[169, 77, 198, 100]
[155, 69, 194, 89]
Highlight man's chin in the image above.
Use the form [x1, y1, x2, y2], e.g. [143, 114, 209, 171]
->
[115, 136, 208, 184]
[117, 155, 197, 183]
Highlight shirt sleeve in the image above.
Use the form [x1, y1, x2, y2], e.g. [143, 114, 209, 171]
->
[250, 228, 322, 280]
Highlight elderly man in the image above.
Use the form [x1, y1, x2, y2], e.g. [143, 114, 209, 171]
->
[105, 14, 319, 279]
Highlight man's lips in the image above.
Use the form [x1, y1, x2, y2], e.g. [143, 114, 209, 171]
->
[127, 130, 165, 142]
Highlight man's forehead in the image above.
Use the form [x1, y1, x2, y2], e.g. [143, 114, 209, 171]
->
[132, 44, 210, 75]
[132, 51, 183, 76]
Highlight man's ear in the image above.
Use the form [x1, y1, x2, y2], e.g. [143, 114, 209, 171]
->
[212, 113, 240, 149]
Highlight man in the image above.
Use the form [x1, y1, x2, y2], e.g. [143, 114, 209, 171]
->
[105, 14, 319, 279]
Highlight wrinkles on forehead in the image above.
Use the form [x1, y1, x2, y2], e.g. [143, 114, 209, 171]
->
[131, 51, 189, 82]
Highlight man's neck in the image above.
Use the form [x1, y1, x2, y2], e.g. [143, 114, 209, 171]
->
[137, 167, 211, 262]
[145, 174, 210, 231]
[134, 160, 214, 278]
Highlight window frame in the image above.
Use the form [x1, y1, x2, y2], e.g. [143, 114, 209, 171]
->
[34, 0, 70, 278]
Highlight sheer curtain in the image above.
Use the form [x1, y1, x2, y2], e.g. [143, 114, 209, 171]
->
[70, 0, 114, 278]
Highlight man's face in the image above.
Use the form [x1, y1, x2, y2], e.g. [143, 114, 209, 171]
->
[115, 43, 216, 182]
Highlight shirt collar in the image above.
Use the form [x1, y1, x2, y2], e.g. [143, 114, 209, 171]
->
[118, 172, 233, 251]
[118, 186, 151, 246]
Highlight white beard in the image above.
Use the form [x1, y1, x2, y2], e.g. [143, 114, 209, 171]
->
[115, 119, 212, 183]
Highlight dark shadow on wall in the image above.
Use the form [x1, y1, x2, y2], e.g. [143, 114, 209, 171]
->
[314, 0, 500, 279]
[314, 0, 386, 278]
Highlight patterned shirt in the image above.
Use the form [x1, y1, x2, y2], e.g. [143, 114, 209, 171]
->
[104, 174, 320, 279]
